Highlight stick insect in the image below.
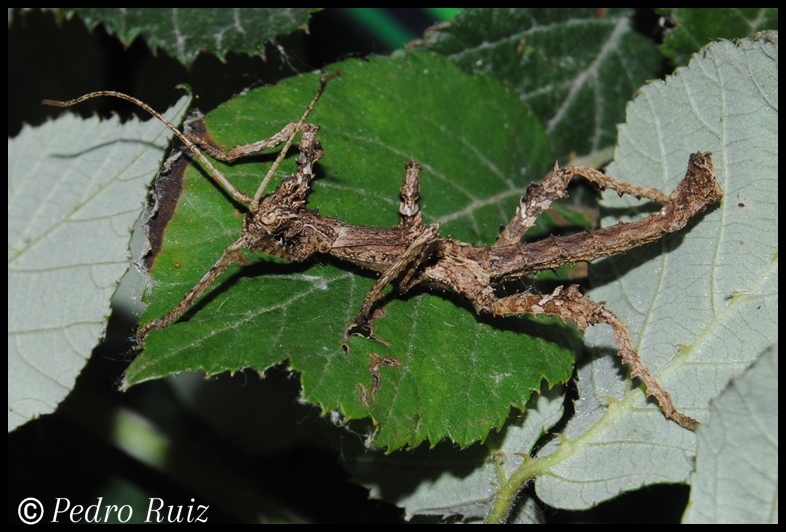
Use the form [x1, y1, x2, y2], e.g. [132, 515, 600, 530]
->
[45, 74, 723, 431]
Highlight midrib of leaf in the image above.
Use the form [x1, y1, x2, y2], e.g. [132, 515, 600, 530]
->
[414, 8, 661, 160]
[434, 186, 527, 228]
[689, 253, 779, 371]
[543, 14, 628, 136]
[11, 119, 151, 270]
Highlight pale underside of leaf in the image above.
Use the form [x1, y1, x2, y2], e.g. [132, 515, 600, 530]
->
[683, 346, 778, 524]
[534, 33, 778, 511]
[8, 96, 191, 431]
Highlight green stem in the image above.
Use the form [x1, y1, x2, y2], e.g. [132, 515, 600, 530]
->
[485, 434, 578, 523]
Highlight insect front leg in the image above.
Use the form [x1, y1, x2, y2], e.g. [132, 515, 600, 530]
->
[183, 116, 302, 164]
[137, 236, 251, 342]
[184, 74, 338, 210]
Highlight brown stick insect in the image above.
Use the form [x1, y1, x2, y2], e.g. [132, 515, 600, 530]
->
[45, 73, 723, 431]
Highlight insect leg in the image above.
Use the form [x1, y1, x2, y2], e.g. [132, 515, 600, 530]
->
[490, 284, 698, 430]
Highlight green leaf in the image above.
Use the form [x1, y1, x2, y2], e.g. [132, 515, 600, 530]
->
[125, 52, 581, 450]
[412, 8, 661, 159]
[660, 8, 779, 65]
[8, 95, 190, 432]
[535, 32, 778, 511]
[50, 8, 319, 66]
[683, 347, 778, 524]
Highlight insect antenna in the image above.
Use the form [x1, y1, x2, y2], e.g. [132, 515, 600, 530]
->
[250, 71, 341, 210]
[42, 89, 253, 205]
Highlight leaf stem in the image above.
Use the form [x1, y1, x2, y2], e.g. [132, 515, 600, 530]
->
[485, 435, 577, 523]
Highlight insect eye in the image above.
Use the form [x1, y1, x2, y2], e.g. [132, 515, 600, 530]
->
[261, 211, 277, 225]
